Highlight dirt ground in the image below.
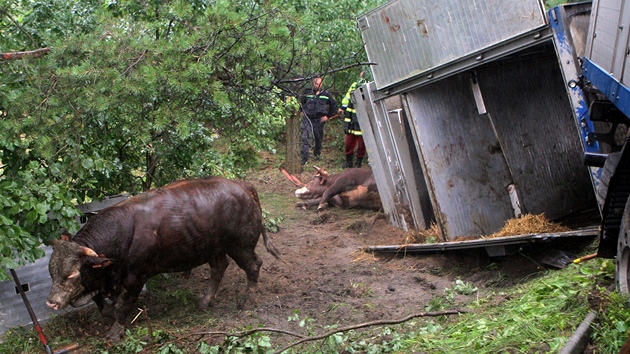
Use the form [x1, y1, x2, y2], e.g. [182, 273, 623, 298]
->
[50, 153, 599, 352]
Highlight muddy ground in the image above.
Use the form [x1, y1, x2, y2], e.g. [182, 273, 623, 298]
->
[46, 154, 599, 352]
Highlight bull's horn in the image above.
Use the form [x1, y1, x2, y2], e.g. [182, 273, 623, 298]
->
[314, 166, 328, 177]
[279, 165, 305, 187]
[79, 246, 99, 258]
[60, 230, 72, 241]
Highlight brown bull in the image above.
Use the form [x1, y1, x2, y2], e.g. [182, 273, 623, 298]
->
[283, 166, 381, 211]
[46, 177, 282, 341]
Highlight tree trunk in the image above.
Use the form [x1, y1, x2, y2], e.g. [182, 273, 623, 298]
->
[285, 110, 302, 174]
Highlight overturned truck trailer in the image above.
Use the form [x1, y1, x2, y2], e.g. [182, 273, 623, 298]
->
[354, 0, 599, 247]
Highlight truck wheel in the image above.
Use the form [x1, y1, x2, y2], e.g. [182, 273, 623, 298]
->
[597, 152, 621, 211]
[616, 197, 630, 296]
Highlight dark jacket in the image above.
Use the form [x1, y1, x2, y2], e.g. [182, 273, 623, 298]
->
[300, 87, 338, 120]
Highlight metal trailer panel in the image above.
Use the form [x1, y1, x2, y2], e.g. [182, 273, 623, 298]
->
[548, 3, 606, 211]
[353, 82, 433, 230]
[402, 41, 596, 240]
[475, 43, 595, 220]
[404, 72, 515, 239]
[382, 106, 434, 230]
[583, 0, 630, 119]
[357, 0, 548, 91]
[550, 4, 603, 159]
[585, 0, 630, 87]
[353, 82, 406, 229]
[362, 228, 598, 255]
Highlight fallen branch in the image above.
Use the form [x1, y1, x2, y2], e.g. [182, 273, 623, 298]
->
[191, 327, 306, 339]
[141, 326, 306, 352]
[274, 309, 465, 353]
[142, 309, 464, 352]
[0, 47, 50, 60]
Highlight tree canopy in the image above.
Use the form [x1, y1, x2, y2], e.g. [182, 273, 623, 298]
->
[0, 0, 383, 279]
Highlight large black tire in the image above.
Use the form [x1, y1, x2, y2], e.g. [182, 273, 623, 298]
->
[616, 197, 630, 297]
[597, 152, 622, 211]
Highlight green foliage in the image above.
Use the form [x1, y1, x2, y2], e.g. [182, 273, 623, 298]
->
[0, 326, 41, 353]
[425, 279, 479, 312]
[111, 328, 149, 353]
[287, 309, 316, 332]
[450, 279, 478, 296]
[0, 0, 383, 268]
[405, 259, 624, 353]
[262, 208, 283, 233]
[0, 160, 80, 280]
[592, 288, 630, 352]
[544, 0, 583, 9]
[1, 258, 629, 353]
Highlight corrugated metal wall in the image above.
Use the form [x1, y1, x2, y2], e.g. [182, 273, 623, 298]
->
[400, 42, 595, 239]
[585, 0, 630, 88]
[404, 70, 515, 238]
[354, 83, 434, 230]
[358, 0, 547, 90]
[476, 43, 594, 219]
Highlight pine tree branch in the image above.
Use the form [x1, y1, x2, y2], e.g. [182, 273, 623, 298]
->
[0, 47, 50, 60]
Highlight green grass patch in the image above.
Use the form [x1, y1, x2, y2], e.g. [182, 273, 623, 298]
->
[395, 258, 630, 353]
[2, 259, 630, 353]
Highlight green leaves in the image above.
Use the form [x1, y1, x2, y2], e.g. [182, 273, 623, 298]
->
[0, 0, 384, 276]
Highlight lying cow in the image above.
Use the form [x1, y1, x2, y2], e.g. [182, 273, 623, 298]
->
[283, 166, 381, 211]
[46, 177, 282, 341]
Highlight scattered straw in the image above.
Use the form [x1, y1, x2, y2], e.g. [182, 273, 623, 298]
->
[482, 213, 569, 239]
[404, 222, 441, 244]
[351, 249, 378, 263]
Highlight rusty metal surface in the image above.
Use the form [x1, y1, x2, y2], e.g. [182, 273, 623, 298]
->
[353, 82, 406, 229]
[475, 43, 595, 220]
[357, 0, 547, 90]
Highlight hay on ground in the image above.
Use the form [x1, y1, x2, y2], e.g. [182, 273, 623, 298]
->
[404, 222, 441, 244]
[482, 213, 570, 239]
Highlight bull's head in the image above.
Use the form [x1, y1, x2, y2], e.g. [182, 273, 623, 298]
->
[313, 166, 329, 184]
[294, 166, 330, 200]
[46, 237, 113, 310]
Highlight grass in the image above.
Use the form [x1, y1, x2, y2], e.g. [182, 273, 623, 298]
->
[389, 258, 630, 353]
[2, 257, 629, 353]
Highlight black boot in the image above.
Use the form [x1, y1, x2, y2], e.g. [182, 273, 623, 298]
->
[344, 154, 353, 168]
[355, 157, 363, 168]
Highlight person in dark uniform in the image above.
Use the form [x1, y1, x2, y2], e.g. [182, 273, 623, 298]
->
[299, 76, 339, 165]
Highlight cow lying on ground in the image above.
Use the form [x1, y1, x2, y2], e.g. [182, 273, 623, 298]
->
[282, 166, 381, 211]
[46, 177, 282, 341]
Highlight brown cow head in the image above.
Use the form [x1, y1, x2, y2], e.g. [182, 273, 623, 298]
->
[46, 237, 113, 310]
[294, 167, 330, 200]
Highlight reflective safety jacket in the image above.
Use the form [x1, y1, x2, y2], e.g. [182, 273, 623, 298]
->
[341, 80, 364, 136]
[300, 87, 338, 120]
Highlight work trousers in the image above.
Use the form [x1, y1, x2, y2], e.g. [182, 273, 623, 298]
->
[301, 117, 325, 163]
[344, 134, 366, 158]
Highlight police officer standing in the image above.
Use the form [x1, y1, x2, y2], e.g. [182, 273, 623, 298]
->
[299, 76, 338, 165]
